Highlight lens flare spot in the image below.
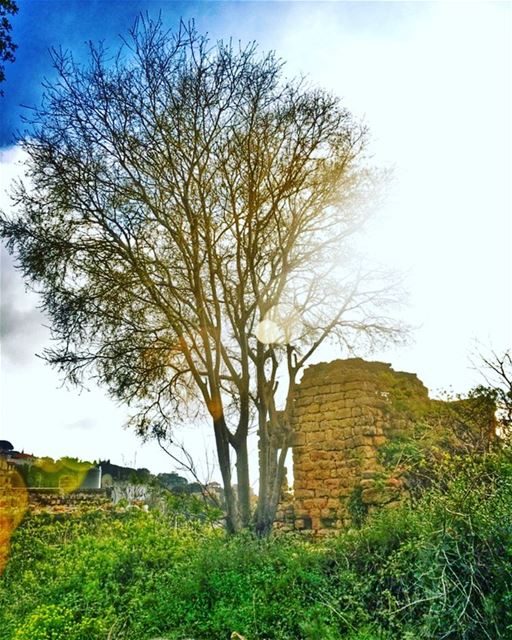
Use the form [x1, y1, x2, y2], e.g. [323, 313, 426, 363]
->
[256, 304, 302, 345]
[207, 397, 224, 420]
[255, 318, 281, 345]
[34, 458, 91, 493]
[0, 460, 28, 575]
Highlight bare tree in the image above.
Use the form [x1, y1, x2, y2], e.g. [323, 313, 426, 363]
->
[1, 17, 404, 534]
[477, 349, 512, 440]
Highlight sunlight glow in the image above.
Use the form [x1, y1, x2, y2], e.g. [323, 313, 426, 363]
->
[255, 304, 303, 346]
[0, 463, 27, 575]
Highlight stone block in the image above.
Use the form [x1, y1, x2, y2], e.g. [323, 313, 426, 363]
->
[314, 393, 337, 404]
[300, 387, 318, 398]
[296, 404, 319, 418]
[312, 468, 332, 480]
[322, 478, 341, 489]
[294, 489, 315, 499]
[328, 384, 345, 394]
[302, 421, 320, 433]
[321, 441, 340, 453]
[291, 432, 306, 447]
[362, 425, 377, 436]
[360, 446, 376, 460]
[344, 390, 363, 399]
[335, 407, 352, 419]
[361, 487, 399, 505]
[344, 381, 372, 391]
[306, 431, 325, 445]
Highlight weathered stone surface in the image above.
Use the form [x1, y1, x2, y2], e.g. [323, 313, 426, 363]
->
[276, 357, 496, 535]
[277, 359, 432, 535]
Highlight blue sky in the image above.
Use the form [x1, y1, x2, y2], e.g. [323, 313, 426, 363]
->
[0, 0, 431, 144]
[0, 1, 510, 478]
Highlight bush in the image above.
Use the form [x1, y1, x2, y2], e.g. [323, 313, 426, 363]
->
[13, 604, 105, 640]
[329, 451, 512, 639]
[1, 452, 512, 639]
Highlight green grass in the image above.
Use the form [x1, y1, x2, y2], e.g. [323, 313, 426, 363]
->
[1, 452, 512, 639]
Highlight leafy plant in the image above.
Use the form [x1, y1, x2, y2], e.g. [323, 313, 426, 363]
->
[1, 452, 512, 639]
[13, 604, 105, 640]
[347, 486, 368, 528]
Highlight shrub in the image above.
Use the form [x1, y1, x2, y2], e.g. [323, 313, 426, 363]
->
[1, 452, 512, 639]
[13, 604, 105, 640]
[330, 451, 512, 639]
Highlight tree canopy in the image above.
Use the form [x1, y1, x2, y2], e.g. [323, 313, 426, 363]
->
[1, 18, 403, 533]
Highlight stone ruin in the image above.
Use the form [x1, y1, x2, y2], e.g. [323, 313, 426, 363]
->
[0, 358, 494, 540]
[278, 358, 495, 535]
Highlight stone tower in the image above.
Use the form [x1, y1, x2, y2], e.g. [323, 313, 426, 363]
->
[288, 358, 432, 534]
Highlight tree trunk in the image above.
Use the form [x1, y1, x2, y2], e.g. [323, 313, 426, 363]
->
[254, 409, 292, 536]
[235, 439, 251, 528]
[254, 446, 287, 536]
[254, 403, 271, 535]
[213, 416, 238, 533]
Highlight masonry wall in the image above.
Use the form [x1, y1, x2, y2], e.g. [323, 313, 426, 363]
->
[285, 358, 431, 535]
[27, 488, 112, 514]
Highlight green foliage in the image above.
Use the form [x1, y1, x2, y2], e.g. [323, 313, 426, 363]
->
[347, 486, 368, 528]
[162, 490, 224, 526]
[1, 451, 512, 639]
[331, 451, 512, 639]
[377, 437, 423, 469]
[13, 604, 105, 640]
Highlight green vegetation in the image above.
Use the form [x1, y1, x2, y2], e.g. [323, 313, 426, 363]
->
[347, 485, 368, 528]
[1, 451, 511, 639]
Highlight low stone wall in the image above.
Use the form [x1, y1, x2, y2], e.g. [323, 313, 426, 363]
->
[27, 488, 112, 514]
